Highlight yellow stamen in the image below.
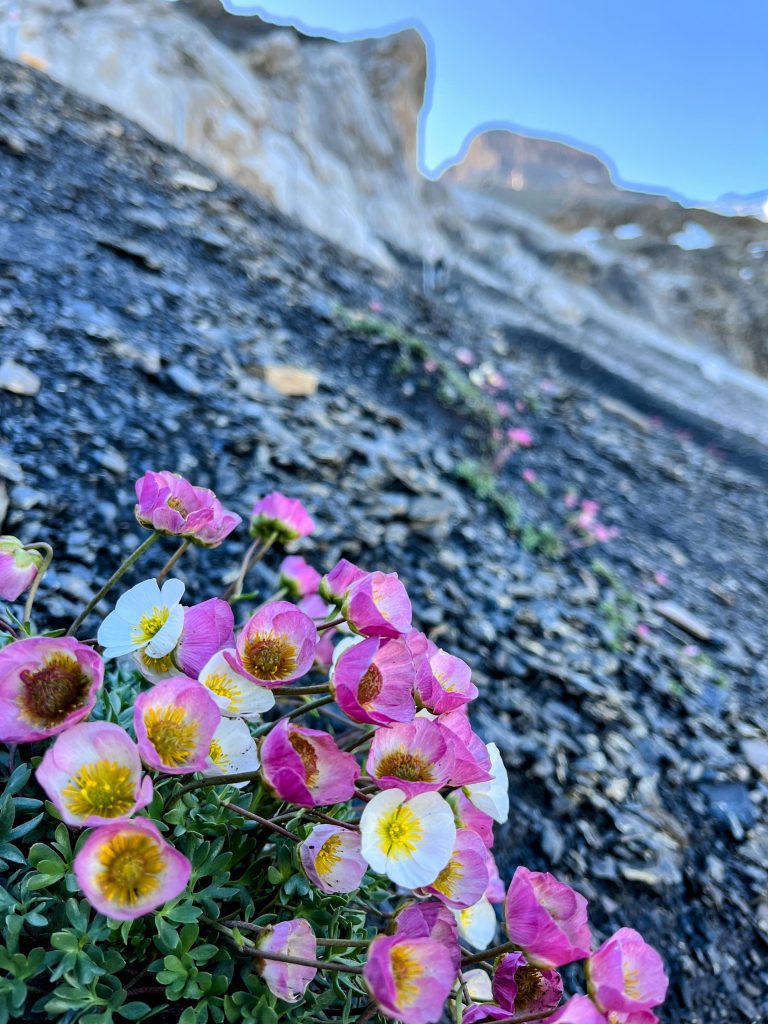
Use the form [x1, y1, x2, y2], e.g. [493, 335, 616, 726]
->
[131, 605, 170, 645]
[63, 760, 136, 819]
[209, 738, 228, 769]
[144, 704, 199, 767]
[95, 831, 165, 906]
[623, 963, 642, 1000]
[375, 747, 434, 783]
[241, 630, 297, 681]
[316, 833, 343, 877]
[167, 496, 188, 516]
[203, 672, 242, 713]
[432, 854, 462, 897]
[138, 650, 174, 675]
[390, 944, 422, 1006]
[376, 804, 423, 859]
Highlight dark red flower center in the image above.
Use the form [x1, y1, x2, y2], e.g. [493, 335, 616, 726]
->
[19, 653, 92, 728]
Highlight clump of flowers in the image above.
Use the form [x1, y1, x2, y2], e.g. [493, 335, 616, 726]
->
[0, 470, 667, 1024]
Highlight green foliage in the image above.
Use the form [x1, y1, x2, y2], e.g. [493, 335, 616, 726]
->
[335, 307, 501, 432]
[454, 459, 563, 556]
[0, 667, 378, 1023]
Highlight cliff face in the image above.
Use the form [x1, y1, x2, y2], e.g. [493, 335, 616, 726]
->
[13, 0, 441, 266]
[9, 0, 768, 378]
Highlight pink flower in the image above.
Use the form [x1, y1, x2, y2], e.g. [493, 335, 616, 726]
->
[319, 558, 368, 607]
[456, 347, 475, 366]
[36, 722, 152, 827]
[437, 711, 493, 786]
[496, 401, 512, 417]
[260, 719, 360, 806]
[493, 951, 563, 1015]
[331, 636, 416, 725]
[134, 677, 220, 774]
[256, 918, 317, 1003]
[0, 536, 42, 601]
[417, 828, 489, 910]
[548, 994, 609, 1024]
[134, 470, 241, 547]
[299, 823, 368, 893]
[0, 636, 103, 744]
[176, 598, 234, 678]
[653, 571, 669, 587]
[635, 623, 651, 641]
[250, 491, 315, 543]
[504, 867, 591, 968]
[485, 849, 506, 904]
[225, 601, 317, 688]
[424, 358, 438, 373]
[73, 818, 190, 920]
[369, 300, 382, 313]
[587, 928, 668, 1014]
[298, 593, 337, 669]
[507, 428, 533, 448]
[279, 555, 321, 600]
[394, 900, 461, 974]
[367, 718, 453, 797]
[522, 468, 538, 484]
[364, 934, 456, 1024]
[344, 571, 412, 638]
[447, 790, 495, 848]
[417, 649, 478, 715]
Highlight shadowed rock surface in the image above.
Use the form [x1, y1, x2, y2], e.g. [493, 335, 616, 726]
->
[1, 60, 768, 1024]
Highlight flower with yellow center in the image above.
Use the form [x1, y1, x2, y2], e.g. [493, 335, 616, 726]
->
[98, 578, 185, 662]
[134, 677, 220, 775]
[360, 788, 455, 888]
[199, 651, 275, 719]
[363, 934, 456, 1024]
[202, 717, 259, 786]
[35, 721, 153, 827]
[299, 823, 368, 894]
[74, 819, 191, 921]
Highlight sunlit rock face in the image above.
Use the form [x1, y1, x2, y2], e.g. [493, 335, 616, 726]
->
[12, 0, 444, 266]
[11, 0, 768, 377]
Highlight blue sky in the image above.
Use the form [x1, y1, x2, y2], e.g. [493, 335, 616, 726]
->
[227, 0, 768, 202]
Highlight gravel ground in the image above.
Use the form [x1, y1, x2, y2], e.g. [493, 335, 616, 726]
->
[1, 60, 767, 1024]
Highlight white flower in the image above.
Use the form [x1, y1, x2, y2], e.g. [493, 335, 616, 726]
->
[198, 650, 275, 719]
[97, 578, 185, 662]
[464, 742, 509, 823]
[459, 969, 493, 1001]
[359, 788, 456, 889]
[454, 896, 497, 949]
[203, 717, 259, 786]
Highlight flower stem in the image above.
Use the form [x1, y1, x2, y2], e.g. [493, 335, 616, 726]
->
[318, 616, 345, 632]
[22, 542, 53, 628]
[271, 683, 331, 695]
[221, 800, 300, 842]
[460, 940, 521, 967]
[227, 532, 277, 602]
[201, 916, 364, 974]
[343, 729, 376, 753]
[0, 618, 19, 639]
[355, 1003, 379, 1024]
[66, 532, 161, 637]
[166, 768, 265, 805]
[254, 694, 335, 735]
[155, 539, 190, 584]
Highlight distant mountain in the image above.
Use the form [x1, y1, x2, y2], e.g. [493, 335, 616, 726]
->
[708, 190, 768, 220]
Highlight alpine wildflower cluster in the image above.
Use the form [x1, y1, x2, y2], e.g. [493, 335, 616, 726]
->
[0, 471, 667, 1024]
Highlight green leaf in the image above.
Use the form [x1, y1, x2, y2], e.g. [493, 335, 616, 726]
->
[117, 1002, 152, 1019]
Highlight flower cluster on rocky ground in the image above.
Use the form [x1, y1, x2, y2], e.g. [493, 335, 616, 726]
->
[0, 471, 667, 1024]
